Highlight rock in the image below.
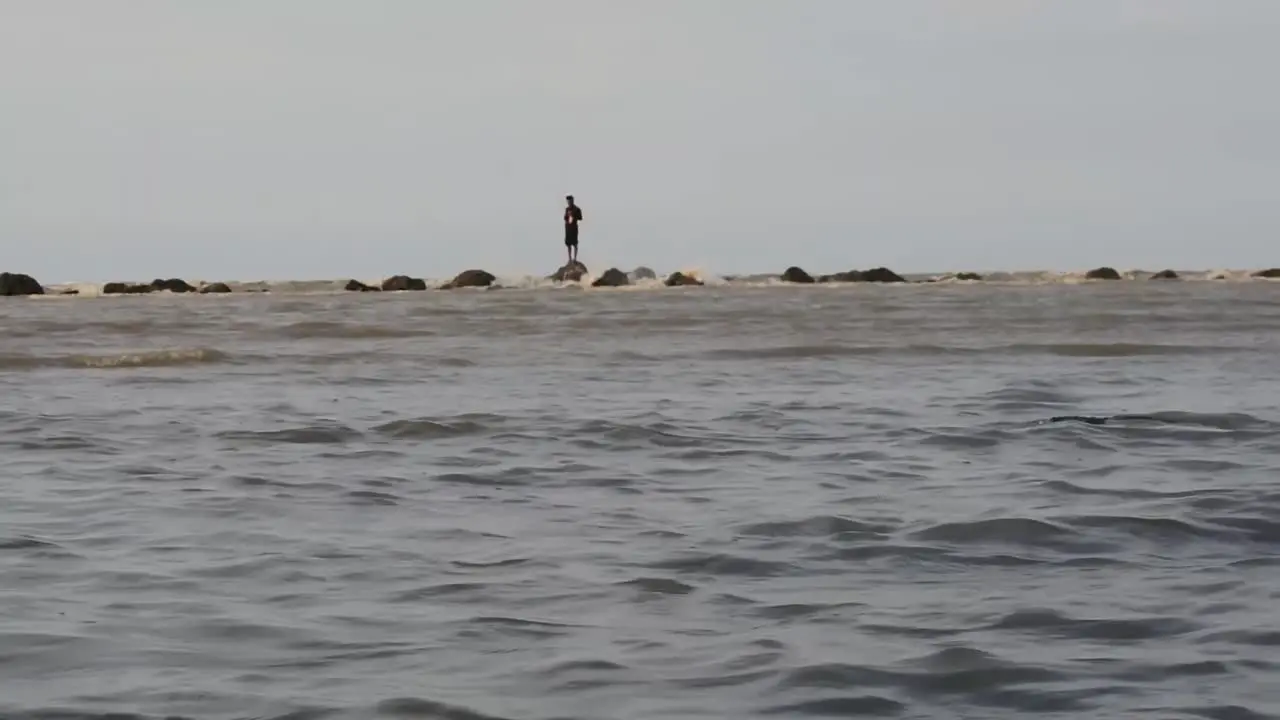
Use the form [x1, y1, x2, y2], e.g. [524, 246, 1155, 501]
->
[103, 282, 154, 295]
[955, 272, 984, 281]
[550, 261, 588, 283]
[200, 282, 232, 294]
[781, 266, 815, 284]
[860, 267, 907, 283]
[817, 267, 908, 283]
[592, 268, 631, 287]
[60, 289, 80, 296]
[1252, 268, 1280, 278]
[344, 280, 379, 292]
[443, 269, 496, 289]
[630, 266, 657, 281]
[665, 272, 703, 287]
[151, 278, 195, 293]
[381, 275, 427, 291]
[0, 272, 44, 296]
[1085, 267, 1122, 280]
[1150, 269, 1180, 280]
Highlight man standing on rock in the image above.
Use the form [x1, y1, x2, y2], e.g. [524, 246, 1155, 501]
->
[563, 195, 583, 264]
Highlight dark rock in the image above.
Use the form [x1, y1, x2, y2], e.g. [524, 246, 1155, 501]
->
[381, 275, 427, 291]
[200, 282, 232, 294]
[860, 267, 907, 283]
[443, 269, 496, 289]
[592, 268, 631, 287]
[664, 272, 703, 287]
[550, 261, 588, 283]
[344, 280, 380, 292]
[955, 272, 984, 281]
[1150, 269, 1180, 280]
[1086, 267, 1122, 280]
[103, 282, 154, 295]
[1253, 268, 1280, 278]
[630, 266, 657, 281]
[60, 289, 80, 296]
[818, 267, 908, 283]
[781, 266, 815, 284]
[151, 278, 195, 293]
[0, 272, 44, 296]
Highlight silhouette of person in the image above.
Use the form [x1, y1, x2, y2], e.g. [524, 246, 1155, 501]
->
[563, 195, 583, 264]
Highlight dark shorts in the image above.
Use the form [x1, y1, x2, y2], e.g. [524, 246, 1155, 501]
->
[564, 224, 579, 246]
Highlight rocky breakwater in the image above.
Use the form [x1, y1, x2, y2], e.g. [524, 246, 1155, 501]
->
[345, 275, 430, 292]
[101, 278, 205, 294]
[1085, 267, 1123, 280]
[780, 266, 908, 284]
[442, 269, 496, 290]
[381, 275, 427, 291]
[591, 268, 630, 287]
[0, 272, 44, 296]
[550, 261, 588, 283]
[664, 272, 703, 287]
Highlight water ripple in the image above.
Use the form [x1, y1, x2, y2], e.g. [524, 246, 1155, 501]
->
[2, 282, 1279, 719]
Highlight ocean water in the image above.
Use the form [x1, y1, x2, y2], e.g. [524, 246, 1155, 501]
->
[2, 279, 1280, 720]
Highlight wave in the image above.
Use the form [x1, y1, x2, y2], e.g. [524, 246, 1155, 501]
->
[0, 348, 230, 371]
[19, 264, 1280, 297]
[703, 342, 1256, 361]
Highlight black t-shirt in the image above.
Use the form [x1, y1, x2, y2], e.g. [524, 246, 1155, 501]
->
[564, 205, 582, 226]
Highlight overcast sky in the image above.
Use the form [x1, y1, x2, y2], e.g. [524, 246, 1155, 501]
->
[3, 1, 1277, 281]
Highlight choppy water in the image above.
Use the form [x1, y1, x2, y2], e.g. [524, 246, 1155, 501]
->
[3, 281, 1280, 720]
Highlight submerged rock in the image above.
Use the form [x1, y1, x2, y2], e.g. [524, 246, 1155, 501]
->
[1150, 269, 1180, 280]
[860, 267, 907, 283]
[955, 272, 984, 281]
[381, 275, 427, 291]
[200, 282, 232, 294]
[665, 272, 703, 287]
[443, 269, 496, 289]
[151, 278, 195, 293]
[592, 268, 630, 287]
[630, 266, 658, 281]
[1085, 266, 1122, 280]
[781, 266, 815, 284]
[0, 272, 44, 296]
[551, 261, 588, 283]
[817, 267, 908, 283]
[344, 279, 380, 292]
[103, 282, 154, 295]
[1253, 268, 1280, 278]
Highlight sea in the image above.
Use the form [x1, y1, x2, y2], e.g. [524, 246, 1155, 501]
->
[2, 268, 1279, 720]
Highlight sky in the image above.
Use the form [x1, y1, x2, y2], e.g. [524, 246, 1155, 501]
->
[3, 0, 1278, 281]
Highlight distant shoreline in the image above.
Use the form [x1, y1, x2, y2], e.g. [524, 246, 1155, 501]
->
[3, 264, 1279, 297]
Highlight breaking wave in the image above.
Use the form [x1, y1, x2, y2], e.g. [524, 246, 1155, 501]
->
[0, 348, 230, 371]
